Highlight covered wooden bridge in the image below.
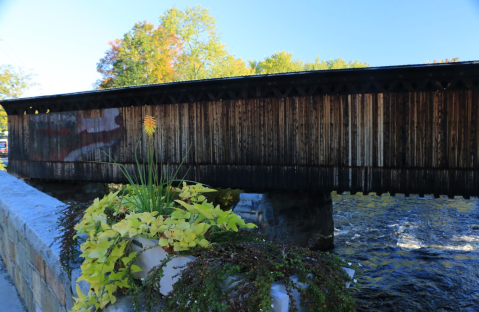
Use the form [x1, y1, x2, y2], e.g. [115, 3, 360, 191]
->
[3, 62, 479, 198]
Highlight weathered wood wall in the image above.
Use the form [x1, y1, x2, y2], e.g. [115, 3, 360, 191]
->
[7, 89, 479, 197]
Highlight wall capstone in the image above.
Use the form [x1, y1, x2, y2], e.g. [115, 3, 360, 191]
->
[0, 171, 73, 312]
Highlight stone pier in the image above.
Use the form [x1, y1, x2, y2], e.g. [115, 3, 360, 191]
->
[233, 191, 334, 250]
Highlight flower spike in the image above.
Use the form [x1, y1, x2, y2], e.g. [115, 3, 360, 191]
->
[143, 115, 156, 137]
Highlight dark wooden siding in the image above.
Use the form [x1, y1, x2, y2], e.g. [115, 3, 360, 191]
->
[7, 90, 479, 197]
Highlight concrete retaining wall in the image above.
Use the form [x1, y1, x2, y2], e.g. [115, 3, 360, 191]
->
[0, 171, 74, 312]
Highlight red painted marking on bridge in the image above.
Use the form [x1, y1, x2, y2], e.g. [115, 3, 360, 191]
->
[37, 127, 73, 138]
[29, 108, 124, 161]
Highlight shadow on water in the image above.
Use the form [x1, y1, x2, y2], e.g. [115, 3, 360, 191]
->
[331, 192, 479, 312]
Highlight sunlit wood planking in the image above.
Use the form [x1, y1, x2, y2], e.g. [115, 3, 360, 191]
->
[4, 62, 479, 198]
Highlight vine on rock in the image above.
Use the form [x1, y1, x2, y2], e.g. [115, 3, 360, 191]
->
[138, 231, 359, 312]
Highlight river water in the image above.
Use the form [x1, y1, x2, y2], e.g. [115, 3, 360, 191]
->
[331, 192, 479, 312]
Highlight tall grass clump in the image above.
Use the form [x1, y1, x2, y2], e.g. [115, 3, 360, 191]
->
[107, 115, 184, 214]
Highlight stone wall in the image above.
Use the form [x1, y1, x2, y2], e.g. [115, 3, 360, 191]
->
[0, 171, 74, 312]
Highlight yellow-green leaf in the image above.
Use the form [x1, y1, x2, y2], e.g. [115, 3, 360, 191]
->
[159, 238, 169, 246]
[112, 219, 132, 237]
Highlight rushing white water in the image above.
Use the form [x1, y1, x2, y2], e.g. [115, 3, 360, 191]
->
[332, 192, 479, 311]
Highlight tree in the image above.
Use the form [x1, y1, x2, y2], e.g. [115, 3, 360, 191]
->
[208, 54, 252, 78]
[0, 65, 37, 135]
[95, 22, 181, 89]
[426, 57, 460, 64]
[0, 65, 36, 99]
[96, 6, 249, 88]
[96, 6, 370, 89]
[0, 108, 6, 137]
[254, 51, 304, 74]
[303, 56, 369, 70]
[160, 5, 247, 81]
[250, 51, 369, 75]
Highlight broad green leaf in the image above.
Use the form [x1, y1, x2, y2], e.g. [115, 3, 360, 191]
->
[197, 239, 209, 247]
[109, 272, 124, 280]
[175, 219, 190, 231]
[171, 209, 191, 219]
[112, 219, 132, 237]
[98, 229, 117, 240]
[194, 222, 210, 235]
[128, 227, 139, 237]
[130, 265, 142, 273]
[159, 238, 169, 246]
[175, 199, 195, 209]
[227, 218, 238, 232]
[74, 284, 87, 302]
[183, 232, 196, 242]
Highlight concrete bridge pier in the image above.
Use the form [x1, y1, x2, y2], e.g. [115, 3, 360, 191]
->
[233, 191, 334, 251]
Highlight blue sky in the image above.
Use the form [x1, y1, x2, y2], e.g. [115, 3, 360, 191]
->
[1, 0, 478, 97]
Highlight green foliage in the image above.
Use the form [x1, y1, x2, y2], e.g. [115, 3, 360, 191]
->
[426, 57, 460, 64]
[96, 5, 250, 88]
[303, 56, 369, 71]
[203, 187, 243, 210]
[160, 5, 247, 80]
[0, 65, 37, 133]
[129, 253, 173, 311]
[106, 123, 183, 215]
[96, 5, 372, 89]
[0, 106, 6, 136]
[252, 52, 369, 75]
[208, 54, 252, 78]
[0, 159, 6, 172]
[162, 232, 359, 312]
[0, 65, 37, 100]
[70, 183, 256, 311]
[253, 51, 304, 74]
[175, 183, 256, 233]
[52, 201, 91, 276]
[69, 187, 355, 312]
[95, 22, 180, 89]
[71, 192, 140, 311]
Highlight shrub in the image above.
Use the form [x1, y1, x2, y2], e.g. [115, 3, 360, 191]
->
[204, 187, 243, 210]
[139, 231, 359, 312]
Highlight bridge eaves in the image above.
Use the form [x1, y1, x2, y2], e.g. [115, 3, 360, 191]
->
[2, 61, 479, 116]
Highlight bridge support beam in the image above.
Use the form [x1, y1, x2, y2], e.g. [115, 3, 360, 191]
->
[233, 191, 334, 251]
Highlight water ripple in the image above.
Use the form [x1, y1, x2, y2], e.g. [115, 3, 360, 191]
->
[332, 193, 479, 311]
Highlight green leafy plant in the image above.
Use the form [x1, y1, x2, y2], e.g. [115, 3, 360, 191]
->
[70, 192, 138, 311]
[52, 201, 91, 276]
[70, 182, 256, 311]
[203, 187, 243, 210]
[160, 232, 359, 312]
[0, 159, 6, 171]
[69, 186, 355, 311]
[105, 115, 184, 215]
